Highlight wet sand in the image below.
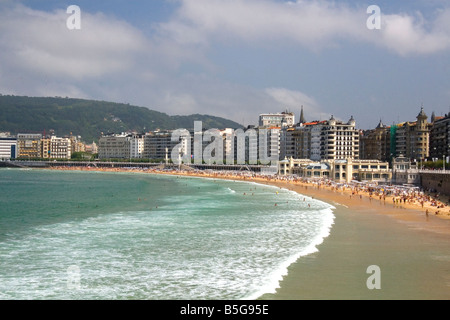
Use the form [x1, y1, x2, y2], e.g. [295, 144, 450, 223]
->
[260, 182, 450, 300]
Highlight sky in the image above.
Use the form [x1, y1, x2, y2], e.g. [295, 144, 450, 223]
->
[1, 0, 450, 129]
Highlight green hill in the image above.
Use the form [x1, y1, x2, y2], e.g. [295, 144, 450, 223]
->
[0, 95, 243, 142]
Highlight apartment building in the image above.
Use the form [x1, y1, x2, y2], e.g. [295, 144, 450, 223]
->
[289, 116, 359, 161]
[391, 107, 431, 161]
[17, 133, 42, 159]
[430, 113, 450, 160]
[360, 120, 391, 162]
[98, 134, 131, 159]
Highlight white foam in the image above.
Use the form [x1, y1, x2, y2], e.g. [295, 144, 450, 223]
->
[244, 206, 336, 300]
[226, 187, 236, 194]
[0, 174, 338, 300]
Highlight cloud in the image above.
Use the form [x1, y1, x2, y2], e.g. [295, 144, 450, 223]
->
[160, 0, 450, 56]
[265, 88, 324, 122]
[376, 11, 450, 55]
[0, 4, 149, 81]
[1, 1, 449, 130]
[160, 0, 364, 49]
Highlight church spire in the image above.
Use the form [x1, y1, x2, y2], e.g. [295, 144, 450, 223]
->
[299, 105, 306, 124]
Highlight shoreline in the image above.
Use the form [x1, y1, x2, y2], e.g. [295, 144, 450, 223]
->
[45, 165, 450, 225]
[24, 166, 450, 299]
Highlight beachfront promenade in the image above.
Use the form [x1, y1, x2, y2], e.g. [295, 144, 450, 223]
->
[1, 160, 272, 172]
[5, 159, 450, 173]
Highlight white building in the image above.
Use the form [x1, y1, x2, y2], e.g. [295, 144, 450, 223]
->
[49, 136, 72, 159]
[391, 155, 421, 185]
[279, 157, 391, 183]
[0, 136, 17, 160]
[130, 134, 145, 159]
[259, 112, 295, 128]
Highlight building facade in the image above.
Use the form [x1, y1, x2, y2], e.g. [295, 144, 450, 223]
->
[360, 120, 391, 162]
[17, 134, 42, 159]
[391, 156, 420, 185]
[130, 134, 145, 159]
[85, 142, 98, 154]
[280, 127, 296, 160]
[144, 131, 178, 160]
[70, 135, 86, 154]
[259, 112, 295, 128]
[430, 113, 450, 160]
[98, 134, 131, 159]
[278, 158, 391, 183]
[50, 136, 72, 159]
[0, 136, 17, 160]
[392, 107, 431, 161]
[289, 116, 359, 161]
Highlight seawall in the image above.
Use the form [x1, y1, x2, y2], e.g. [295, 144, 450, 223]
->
[421, 172, 450, 197]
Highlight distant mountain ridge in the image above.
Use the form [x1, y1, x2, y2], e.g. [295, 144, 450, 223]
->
[0, 95, 243, 142]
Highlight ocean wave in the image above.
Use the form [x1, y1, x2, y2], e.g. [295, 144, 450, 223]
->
[0, 171, 336, 300]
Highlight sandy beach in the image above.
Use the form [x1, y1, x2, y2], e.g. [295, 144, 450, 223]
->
[46, 166, 450, 299]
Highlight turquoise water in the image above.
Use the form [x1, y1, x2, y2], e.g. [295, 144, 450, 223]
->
[0, 169, 334, 300]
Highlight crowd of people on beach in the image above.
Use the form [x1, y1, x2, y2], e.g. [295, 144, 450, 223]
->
[51, 165, 450, 218]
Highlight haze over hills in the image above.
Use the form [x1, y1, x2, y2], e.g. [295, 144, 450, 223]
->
[0, 95, 243, 143]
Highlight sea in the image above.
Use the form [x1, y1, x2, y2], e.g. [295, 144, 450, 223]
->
[0, 168, 335, 300]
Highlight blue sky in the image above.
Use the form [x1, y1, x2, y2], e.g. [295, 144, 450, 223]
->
[1, 0, 450, 129]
